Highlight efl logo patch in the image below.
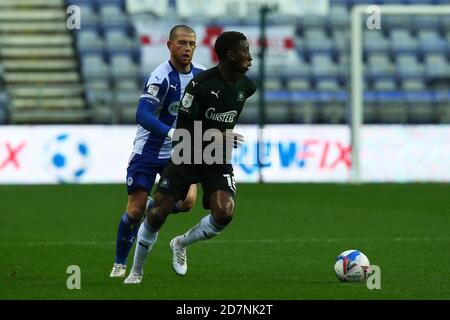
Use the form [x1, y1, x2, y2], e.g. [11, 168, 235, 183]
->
[147, 84, 159, 97]
[181, 93, 194, 109]
[236, 91, 245, 102]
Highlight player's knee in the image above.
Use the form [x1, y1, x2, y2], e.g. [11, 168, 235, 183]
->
[179, 198, 195, 212]
[126, 202, 146, 220]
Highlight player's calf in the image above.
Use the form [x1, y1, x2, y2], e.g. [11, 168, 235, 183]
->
[209, 191, 235, 226]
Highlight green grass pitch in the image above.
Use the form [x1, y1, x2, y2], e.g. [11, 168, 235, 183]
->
[0, 183, 449, 300]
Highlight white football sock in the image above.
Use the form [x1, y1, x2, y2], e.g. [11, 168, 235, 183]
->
[177, 214, 225, 247]
[130, 219, 158, 275]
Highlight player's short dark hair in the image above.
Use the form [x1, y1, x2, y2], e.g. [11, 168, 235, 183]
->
[169, 25, 195, 40]
[214, 31, 247, 60]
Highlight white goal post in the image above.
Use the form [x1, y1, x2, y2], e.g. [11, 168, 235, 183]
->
[350, 5, 450, 182]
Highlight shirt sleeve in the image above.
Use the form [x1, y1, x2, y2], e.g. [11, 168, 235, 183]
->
[134, 73, 171, 136]
[135, 99, 171, 136]
[140, 72, 169, 103]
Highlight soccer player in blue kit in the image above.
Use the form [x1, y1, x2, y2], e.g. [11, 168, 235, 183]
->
[110, 25, 206, 277]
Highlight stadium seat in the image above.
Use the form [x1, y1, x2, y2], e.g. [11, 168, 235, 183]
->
[78, 4, 98, 26]
[445, 30, 450, 48]
[364, 30, 389, 52]
[264, 77, 283, 91]
[424, 53, 450, 78]
[110, 55, 139, 79]
[316, 78, 341, 92]
[407, 99, 436, 124]
[389, 29, 417, 53]
[417, 30, 448, 53]
[291, 102, 317, 124]
[332, 30, 350, 53]
[85, 78, 110, 90]
[99, 4, 128, 26]
[373, 78, 397, 91]
[396, 53, 424, 79]
[301, 15, 326, 29]
[0, 106, 7, 124]
[411, 15, 441, 31]
[113, 78, 140, 91]
[105, 29, 137, 51]
[437, 104, 450, 123]
[115, 90, 138, 123]
[310, 54, 339, 78]
[305, 28, 334, 53]
[328, 5, 350, 28]
[65, 0, 95, 6]
[367, 53, 395, 78]
[264, 103, 291, 124]
[283, 57, 310, 79]
[81, 54, 109, 79]
[401, 79, 427, 91]
[97, 0, 125, 5]
[86, 87, 113, 108]
[383, 15, 411, 30]
[375, 104, 408, 124]
[338, 54, 350, 80]
[76, 30, 104, 52]
[238, 100, 259, 124]
[0, 91, 9, 123]
[319, 103, 346, 124]
[441, 15, 450, 32]
[286, 78, 311, 91]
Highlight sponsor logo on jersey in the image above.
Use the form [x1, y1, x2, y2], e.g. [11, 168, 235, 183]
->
[168, 101, 179, 116]
[181, 93, 194, 109]
[147, 84, 159, 97]
[205, 108, 237, 123]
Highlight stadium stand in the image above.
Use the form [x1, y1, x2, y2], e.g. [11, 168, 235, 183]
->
[66, 0, 140, 123]
[1, 0, 449, 124]
[0, 0, 89, 123]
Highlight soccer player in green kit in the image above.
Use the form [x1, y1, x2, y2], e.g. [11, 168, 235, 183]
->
[125, 31, 256, 284]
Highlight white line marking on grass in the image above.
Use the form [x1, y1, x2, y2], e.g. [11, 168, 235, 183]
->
[0, 237, 449, 247]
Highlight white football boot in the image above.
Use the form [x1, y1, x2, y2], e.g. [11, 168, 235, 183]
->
[170, 236, 187, 276]
[123, 271, 143, 284]
[110, 263, 127, 278]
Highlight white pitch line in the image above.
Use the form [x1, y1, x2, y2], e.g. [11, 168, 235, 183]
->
[0, 237, 449, 247]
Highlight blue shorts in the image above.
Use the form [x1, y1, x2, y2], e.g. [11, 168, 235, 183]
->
[126, 153, 166, 194]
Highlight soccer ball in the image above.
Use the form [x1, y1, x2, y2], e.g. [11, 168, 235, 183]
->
[334, 249, 371, 282]
[44, 133, 90, 183]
